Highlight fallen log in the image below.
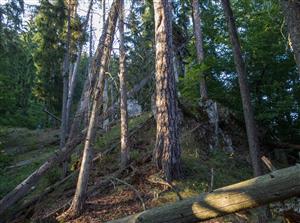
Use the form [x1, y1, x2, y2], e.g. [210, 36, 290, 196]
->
[0, 133, 84, 216]
[107, 165, 300, 223]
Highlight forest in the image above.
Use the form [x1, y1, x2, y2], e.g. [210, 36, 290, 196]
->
[0, 0, 300, 222]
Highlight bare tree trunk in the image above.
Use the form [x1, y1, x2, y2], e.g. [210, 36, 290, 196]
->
[0, 0, 113, 216]
[281, 0, 300, 76]
[66, 0, 93, 132]
[153, 0, 182, 181]
[192, 0, 208, 100]
[59, 0, 120, 218]
[60, 1, 71, 177]
[221, 0, 262, 177]
[119, 0, 129, 167]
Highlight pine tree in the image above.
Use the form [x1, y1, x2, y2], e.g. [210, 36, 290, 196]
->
[153, 0, 182, 181]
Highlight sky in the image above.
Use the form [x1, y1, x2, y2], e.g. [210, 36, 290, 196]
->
[0, 0, 121, 54]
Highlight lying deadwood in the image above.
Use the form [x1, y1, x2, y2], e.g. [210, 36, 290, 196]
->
[43, 108, 61, 122]
[146, 174, 182, 201]
[0, 133, 84, 216]
[109, 177, 146, 211]
[94, 115, 153, 161]
[5, 172, 78, 223]
[99, 74, 153, 123]
[107, 165, 300, 223]
[40, 164, 134, 222]
[265, 142, 300, 151]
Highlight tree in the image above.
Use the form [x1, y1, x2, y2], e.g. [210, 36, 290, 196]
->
[281, 0, 300, 76]
[59, 0, 120, 218]
[221, 0, 262, 177]
[119, 0, 129, 167]
[60, 0, 71, 177]
[192, 0, 208, 100]
[153, 0, 182, 181]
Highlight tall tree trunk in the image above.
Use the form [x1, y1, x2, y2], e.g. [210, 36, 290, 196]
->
[192, 0, 208, 100]
[60, 0, 120, 218]
[0, 0, 113, 215]
[119, 0, 129, 167]
[281, 0, 300, 76]
[221, 0, 262, 177]
[60, 1, 71, 177]
[153, 0, 182, 181]
[66, 0, 93, 132]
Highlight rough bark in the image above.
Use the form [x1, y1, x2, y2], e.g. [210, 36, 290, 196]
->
[119, 0, 129, 167]
[61, 0, 119, 218]
[153, 0, 182, 181]
[108, 165, 300, 223]
[60, 1, 72, 177]
[281, 0, 300, 76]
[221, 0, 262, 177]
[192, 0, 208, 100]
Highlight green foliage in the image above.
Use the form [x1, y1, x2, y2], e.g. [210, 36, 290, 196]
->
[177, 0, 299, 143]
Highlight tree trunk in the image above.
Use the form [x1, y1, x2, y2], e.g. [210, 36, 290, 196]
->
[66, 0, 93, 132]
[281, 0, 300, 76]
[108, 165, 300, 223]
[0, 0, 114, 216]
[60, 1, 71, 177]
[119, 0, 129, 167]
[192, 0, 208, 100]
[221, 0, 262, 177]
[153, 0, 182, 181]
[60, 0, 120, 218]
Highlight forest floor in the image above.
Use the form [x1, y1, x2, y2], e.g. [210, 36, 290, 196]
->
[0, 112, 299, 223]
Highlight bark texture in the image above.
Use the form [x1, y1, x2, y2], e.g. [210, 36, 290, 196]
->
[281, 0, 300, 76]
[192, 0, 208, 100]
[221, 0, 262, 176]
[66, 0, 93, 132]
[62, 0, 119, 218]
[108, 165, 300, 223]
[60, 0, 71, 177]
[119, 0, 129, 167]
[153, 0, 182, 181]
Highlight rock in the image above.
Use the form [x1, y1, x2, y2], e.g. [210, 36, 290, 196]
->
[127, 99, 142, 117]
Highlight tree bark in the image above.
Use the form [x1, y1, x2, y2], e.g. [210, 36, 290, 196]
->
[0, 0, 113, 216]
[60, 0, 72, 177]
[221, 0, 262, 177]
[192, 0, 208, 100]
[119, 0, 129, 167]
[108, 165, 300, 223]
[153, 0, 182, 181]
[61, 0, 120, 218]
[281, 0, 300, 76]
[66, 0, 93, 132]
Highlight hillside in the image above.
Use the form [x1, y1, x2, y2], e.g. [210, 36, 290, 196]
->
[1, 106, 298, 223]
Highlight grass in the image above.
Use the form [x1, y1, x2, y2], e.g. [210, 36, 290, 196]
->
[0, 127, 59, 198]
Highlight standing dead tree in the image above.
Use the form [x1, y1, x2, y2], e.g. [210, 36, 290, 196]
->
[58, 0, 120, 218]
[281, 0, 300, 76]
[119, 0, 129, 167]
[192, 0, 208, 100]
[0, 0, 115, 216]
[221, 0, 262, 177]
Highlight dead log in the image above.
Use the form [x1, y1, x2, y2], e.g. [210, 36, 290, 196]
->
[107, 165, 300, 223]
[0, 133, 84, 216]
